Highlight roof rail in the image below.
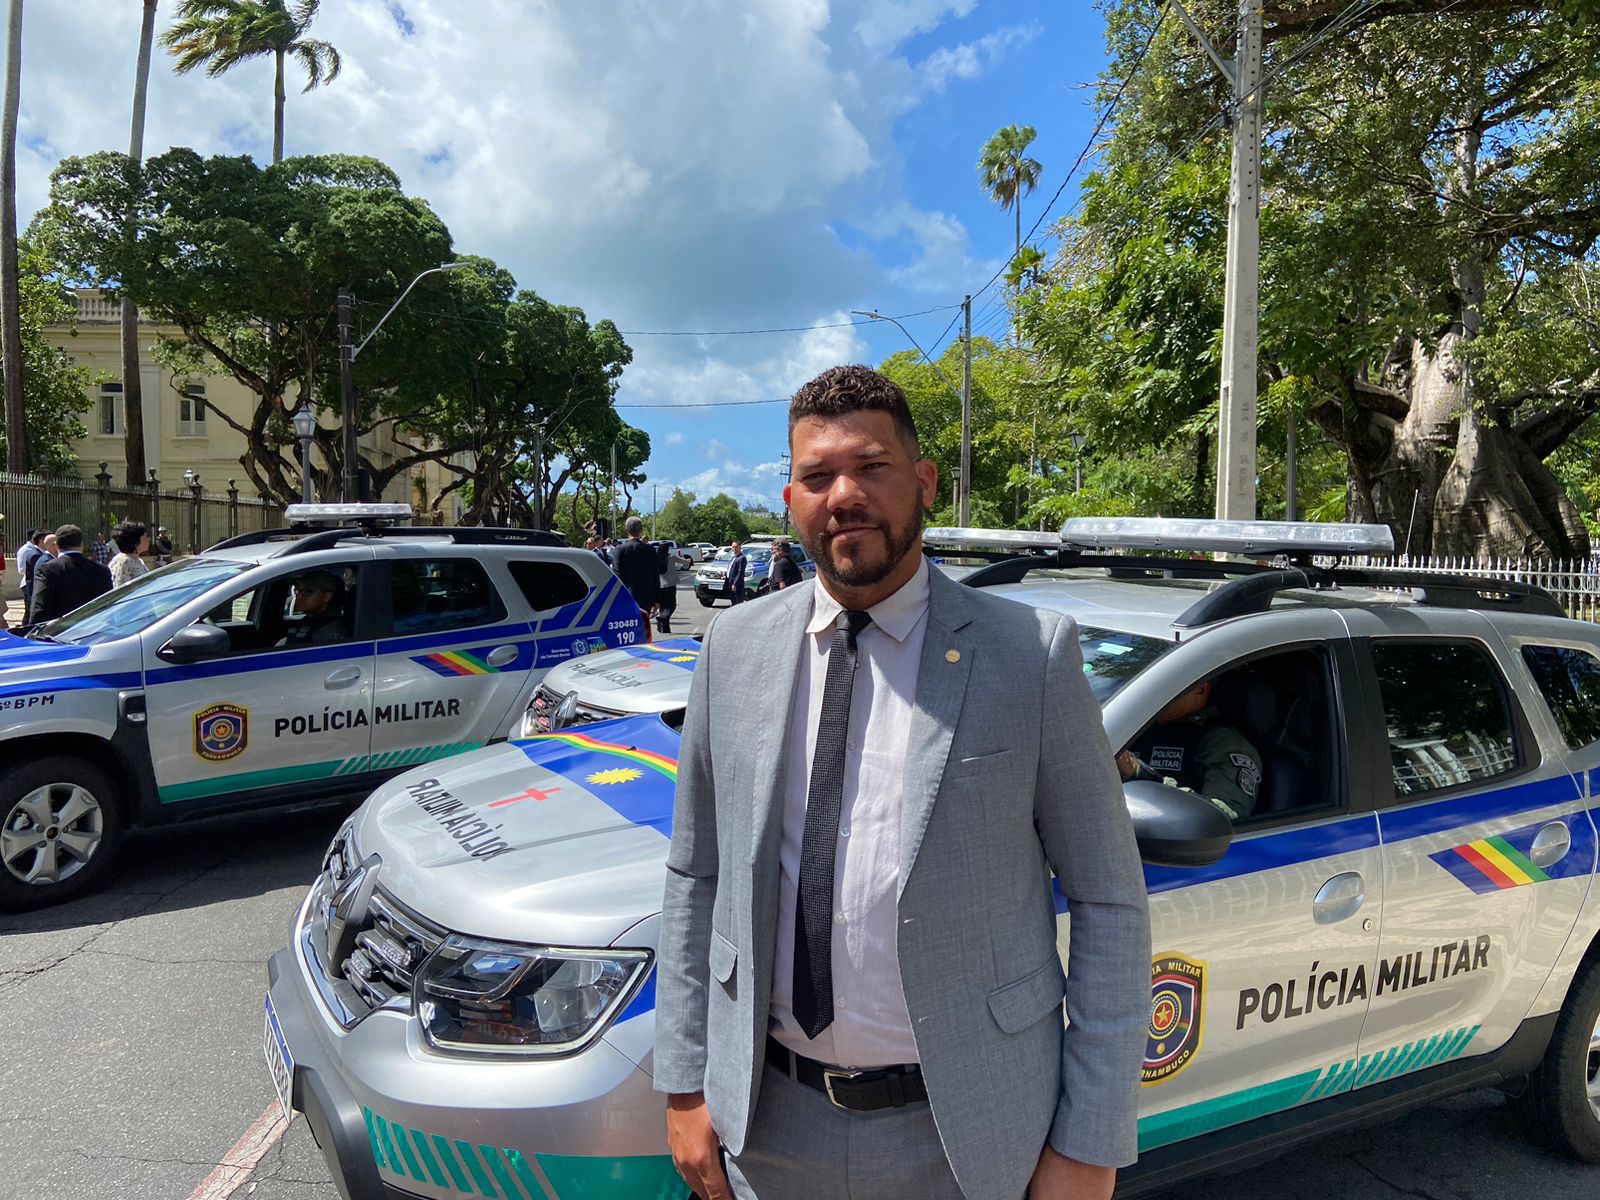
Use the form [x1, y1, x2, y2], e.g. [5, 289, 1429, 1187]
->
[205, 526, 570, 555]
[1171, 566, 1566, 627]
[959, 549, 1277, 589]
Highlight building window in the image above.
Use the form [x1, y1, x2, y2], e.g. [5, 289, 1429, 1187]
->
[98, 381, 122, 436]
[178, 384, 207, 437]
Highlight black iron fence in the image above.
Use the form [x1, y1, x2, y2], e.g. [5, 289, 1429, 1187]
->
[1, 464, 286, 557]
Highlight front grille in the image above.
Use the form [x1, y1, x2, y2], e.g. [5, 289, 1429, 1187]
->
[339, 890, 446, 1011]
[527, 684, 626, 732]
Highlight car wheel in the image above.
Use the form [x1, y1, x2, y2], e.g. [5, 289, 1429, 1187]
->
[698, 597, 715, 608]
[1512, 952, 1600, 1162]
[0, 756, 126, 912]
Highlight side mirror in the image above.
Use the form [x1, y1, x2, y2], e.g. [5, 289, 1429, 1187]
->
[159, 623, 232, 663]
[1125, 780, 1234, 867]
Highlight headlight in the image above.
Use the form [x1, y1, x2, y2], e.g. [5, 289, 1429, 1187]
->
[414, 935, 650, 1057]
[514, 689, 579, 739]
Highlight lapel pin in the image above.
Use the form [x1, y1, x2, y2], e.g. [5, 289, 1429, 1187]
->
[945, 649, 961, 663]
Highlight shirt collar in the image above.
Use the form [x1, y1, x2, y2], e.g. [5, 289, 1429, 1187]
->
[807, 554, 930, 644]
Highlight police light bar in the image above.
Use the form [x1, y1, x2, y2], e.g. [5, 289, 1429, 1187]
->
[285, 503, 414, 527]
[923, 527, 1060, 553]
[1060, 517, 1394, 558]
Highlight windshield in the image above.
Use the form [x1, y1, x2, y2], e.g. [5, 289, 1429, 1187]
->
[39, 557, 254, 646]
[1080, 625, 1173, 703]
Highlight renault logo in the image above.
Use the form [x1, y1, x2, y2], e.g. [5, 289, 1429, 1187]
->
[323, 852, 380, 968]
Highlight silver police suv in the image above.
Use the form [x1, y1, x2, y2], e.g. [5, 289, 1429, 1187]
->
[0, 504, 645, 911]
[265, 519, 1600, 1200]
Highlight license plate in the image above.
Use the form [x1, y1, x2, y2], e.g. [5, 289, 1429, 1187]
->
[263, 994, 296, 1126]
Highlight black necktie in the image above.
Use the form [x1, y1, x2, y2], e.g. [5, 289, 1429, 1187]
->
[793, 608, 873, 1039]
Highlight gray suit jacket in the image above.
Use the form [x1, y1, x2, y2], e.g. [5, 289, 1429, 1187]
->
[655, 567, 1150, 1200]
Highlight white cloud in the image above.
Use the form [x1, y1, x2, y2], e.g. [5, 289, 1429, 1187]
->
[916, 22, 1042, 93]
[665, 431, 685, 446]
[669, 460, 791, 508]
[621, 314, 869, 408]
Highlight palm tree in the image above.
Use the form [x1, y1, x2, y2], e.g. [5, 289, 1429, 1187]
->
[120, 0, 158, 486]
[1, 0, 25, 473]
[976, 124, 1043, 268]
[160, 0, 340, 164]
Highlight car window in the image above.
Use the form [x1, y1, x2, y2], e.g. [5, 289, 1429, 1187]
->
[390, 559, 506, 635]
[1079, 626, 1173, 702]
[41, 557, 252, 645]
[1120, 646, 1338, 823]
[509, 560, 590, 614]
[1373, 640, 1518, 797]
[197, 562, 366, 653]
[1520, 644, 1600, 751]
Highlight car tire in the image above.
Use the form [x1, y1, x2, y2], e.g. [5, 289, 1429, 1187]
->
[698, 597, 715, 608]
[0, 756, 126, 912]
[1512, 952, 1600, 1162]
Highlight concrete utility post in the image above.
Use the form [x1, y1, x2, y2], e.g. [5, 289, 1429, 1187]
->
[338, 288, 358, 502]
[1175, 0, 1262, 521]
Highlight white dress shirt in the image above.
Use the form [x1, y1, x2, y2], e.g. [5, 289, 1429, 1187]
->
[770, 555, 930, 1068]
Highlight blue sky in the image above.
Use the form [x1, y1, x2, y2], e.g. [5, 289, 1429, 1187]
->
[17, 1, 1111, 511]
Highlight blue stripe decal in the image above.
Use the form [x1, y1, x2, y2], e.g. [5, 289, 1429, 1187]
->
[1138, 813, 1382, 898]
[574, 576, 617, 629]
[146, 642, 379, 684]
[0, 671, 143, 700]
[375, 622, 532, 656]
[1375, 773, 1582, 843]
[0, 634, 94, 665]
[617, 967, 656, 1024]
[613, 641, 701, 670]
[538, 596, 589, 634]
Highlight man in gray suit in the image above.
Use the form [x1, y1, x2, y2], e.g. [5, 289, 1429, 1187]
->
[656, 365, 1150, 1200]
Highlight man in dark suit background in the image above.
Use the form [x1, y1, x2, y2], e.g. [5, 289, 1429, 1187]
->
[29, 525, 112, 624]
[615, 516, 661, 642]
[726, 541, 749, 604]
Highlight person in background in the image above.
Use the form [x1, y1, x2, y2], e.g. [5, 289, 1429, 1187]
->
[22, 531, 56, 618]
[91, 531, 112, 567]
[655, 541, 685, 634]
[29, 525, 112, 624]
[614, 517, 660, 643]
[17, 528, 44, 619]
[153, 526, 174, 563]
[768, 539, 804, 592]
[726, 540, 749, 605]
[109, 522, 151, 589]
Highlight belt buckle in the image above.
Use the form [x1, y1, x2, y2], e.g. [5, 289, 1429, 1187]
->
[822, 1066, 864, 1109]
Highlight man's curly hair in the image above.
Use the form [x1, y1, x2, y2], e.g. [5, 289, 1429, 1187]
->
[788, 365, 921, 454]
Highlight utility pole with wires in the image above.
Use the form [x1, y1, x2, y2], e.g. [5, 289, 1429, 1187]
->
[1174, 0, 1262, 521]
[960, 294, 972, 527]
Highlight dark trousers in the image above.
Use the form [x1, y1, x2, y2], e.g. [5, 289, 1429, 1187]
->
[731, 583, 747, 605]
[655, 583, 676, 632]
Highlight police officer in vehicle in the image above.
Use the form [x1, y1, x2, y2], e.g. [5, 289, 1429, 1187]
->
[277, 571, 348, 645]
[1116, 677, 1263, 821]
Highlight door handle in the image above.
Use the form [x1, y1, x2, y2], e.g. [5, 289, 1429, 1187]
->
[1529, 821, 1572, 870]
[324, 667, 362, 689]
[485, 644, 518, 668]
[1313, 872, 1365, 925]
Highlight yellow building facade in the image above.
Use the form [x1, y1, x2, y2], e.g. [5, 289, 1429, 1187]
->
[50, 291, 465, 519]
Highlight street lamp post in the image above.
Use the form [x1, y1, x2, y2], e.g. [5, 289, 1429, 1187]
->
[182, 469, 201, 554]
[851, 306, 971, 524]
[340, 262, 470, 502]
[1069, 430, 1086, 494]
[292, 406, 317, 503]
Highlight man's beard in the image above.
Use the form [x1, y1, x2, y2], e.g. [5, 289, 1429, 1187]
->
[810, 506, 924, 590]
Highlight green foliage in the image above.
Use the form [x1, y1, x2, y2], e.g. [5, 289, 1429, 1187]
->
[650, 488, 759, 545]
[0, 245, 94, 475]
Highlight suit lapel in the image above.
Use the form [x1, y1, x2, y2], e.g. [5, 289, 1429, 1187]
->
[898, 568, 976, 896]
[748, 582, 813, 873]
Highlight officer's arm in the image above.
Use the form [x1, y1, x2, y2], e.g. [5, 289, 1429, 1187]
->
[1196, 729, 1262, 822]
[1034, 614, 1151, 1169]
[654, 621, 719, 1095]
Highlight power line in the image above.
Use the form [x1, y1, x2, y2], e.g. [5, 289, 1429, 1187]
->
[614, 397, 790, 409]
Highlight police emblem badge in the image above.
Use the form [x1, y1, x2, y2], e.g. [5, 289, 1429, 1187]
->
[194, 703, 249, 762]
[1144, 952, 1205, 1084]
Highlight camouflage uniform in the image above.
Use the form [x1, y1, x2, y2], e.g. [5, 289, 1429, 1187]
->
[1126, 707, 1264, 821]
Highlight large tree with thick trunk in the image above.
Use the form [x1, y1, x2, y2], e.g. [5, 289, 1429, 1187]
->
[1031, 1, 1600, 556]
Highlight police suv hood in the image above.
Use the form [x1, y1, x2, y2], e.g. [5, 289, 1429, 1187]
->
[544, 638, 699, 715]
[0, 632, 136, 699]
[352, 714, 679, 947]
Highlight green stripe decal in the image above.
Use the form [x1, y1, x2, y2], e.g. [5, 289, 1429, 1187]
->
[432, 1134, 474, 1194]
[535, 1152, 690, 1198]
[456, 1139, 497, 1197]
[1138, 1071, 1319, 1152]
[374, 1115, 412, 1182]
[410, 1129, 448, 1189]
[159, 741, 485, 803]
[391, 1116, 426, 1181]
[480, 1145, 522, 1199]
[360, 1107, 387, 1171]
[507, 1149, 545, 1199]
[1139, 1024, 1483, 1153]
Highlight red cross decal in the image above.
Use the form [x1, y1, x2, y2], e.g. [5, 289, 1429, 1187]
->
[488, 784, 563, 808]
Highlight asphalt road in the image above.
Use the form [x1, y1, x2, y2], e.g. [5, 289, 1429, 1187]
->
[1, 584, 1596, 1198]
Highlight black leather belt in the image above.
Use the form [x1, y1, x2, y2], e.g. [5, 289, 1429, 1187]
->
[765, 1036, 927, 1111]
